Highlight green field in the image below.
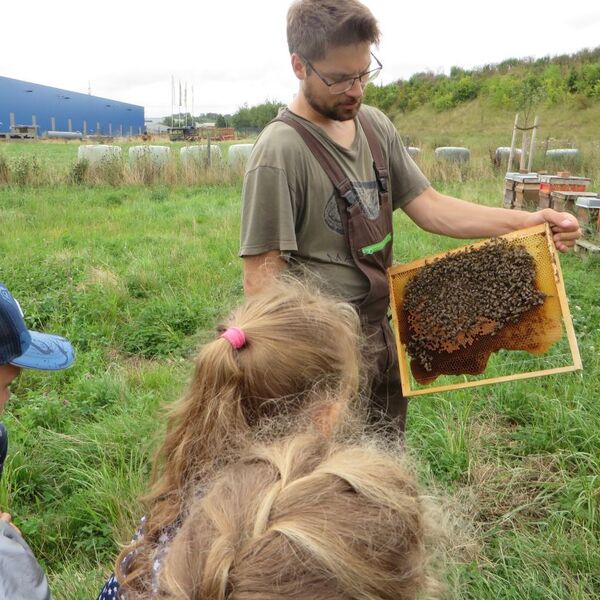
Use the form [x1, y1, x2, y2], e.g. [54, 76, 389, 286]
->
[0, 137, 599, 599]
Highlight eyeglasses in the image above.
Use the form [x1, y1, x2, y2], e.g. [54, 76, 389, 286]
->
[302, 52, 383, 95]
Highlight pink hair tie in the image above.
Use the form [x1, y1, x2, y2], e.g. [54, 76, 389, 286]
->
[221, 327, 246, 350]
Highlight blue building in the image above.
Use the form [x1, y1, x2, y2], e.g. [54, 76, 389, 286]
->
[0, 76, 145, 136]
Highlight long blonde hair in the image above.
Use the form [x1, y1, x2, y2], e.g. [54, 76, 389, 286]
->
[157, 433, 439, 600]
[116, 280, 363, 593]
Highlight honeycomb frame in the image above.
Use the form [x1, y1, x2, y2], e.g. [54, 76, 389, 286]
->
[388, 224, 582, 396]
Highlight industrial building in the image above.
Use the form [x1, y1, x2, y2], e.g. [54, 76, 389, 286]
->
[0, 76, 145, 137]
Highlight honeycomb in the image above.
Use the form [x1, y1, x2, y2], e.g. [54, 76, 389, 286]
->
[388, 224, 576, 393]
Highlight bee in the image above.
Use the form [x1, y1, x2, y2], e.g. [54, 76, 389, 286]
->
[403, 238, 546, 375]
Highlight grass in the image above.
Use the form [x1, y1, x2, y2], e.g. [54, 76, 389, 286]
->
[0, 136, 599, 599]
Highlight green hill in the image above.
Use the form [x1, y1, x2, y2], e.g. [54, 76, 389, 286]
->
[392, 97, 600, 153]
[363, 46, 600, 175]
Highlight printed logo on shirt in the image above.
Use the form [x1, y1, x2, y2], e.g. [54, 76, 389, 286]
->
[324, 192, 344, 235]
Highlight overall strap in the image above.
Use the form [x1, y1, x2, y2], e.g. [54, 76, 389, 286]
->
[357, 111, 388, 193]
[273, 115, 359, 206]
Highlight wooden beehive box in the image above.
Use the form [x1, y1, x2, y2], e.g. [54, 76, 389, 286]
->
[551, 190, 598, 213]
[505, 173, 539, 210]
[575, 195, 600, 227]
[388, 224, 581, 396]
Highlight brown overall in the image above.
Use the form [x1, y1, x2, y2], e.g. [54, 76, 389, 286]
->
[275, 112, 407, 430]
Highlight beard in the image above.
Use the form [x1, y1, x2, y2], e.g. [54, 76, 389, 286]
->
[304, 84, 362, 121]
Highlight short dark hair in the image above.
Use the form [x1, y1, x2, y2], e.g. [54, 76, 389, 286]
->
[287, 0, 380, 61]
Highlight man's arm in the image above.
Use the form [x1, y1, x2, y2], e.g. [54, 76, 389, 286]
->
[403, 186, 581, 252]
[243, 250, 286, 296]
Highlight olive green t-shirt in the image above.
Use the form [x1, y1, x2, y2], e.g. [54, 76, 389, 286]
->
[240, 105, 430, 302]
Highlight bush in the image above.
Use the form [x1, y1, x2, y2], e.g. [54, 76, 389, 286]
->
[432, 92, 456, 111]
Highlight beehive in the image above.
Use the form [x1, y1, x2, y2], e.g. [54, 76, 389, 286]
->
[388, 224, 581, 396]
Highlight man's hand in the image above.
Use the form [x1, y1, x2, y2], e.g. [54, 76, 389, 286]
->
[521, 208, 582, 252]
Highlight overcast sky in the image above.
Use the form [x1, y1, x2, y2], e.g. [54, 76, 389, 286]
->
[2, 0, 599, 117]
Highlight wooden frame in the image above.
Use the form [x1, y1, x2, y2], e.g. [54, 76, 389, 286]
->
[388, 224, 582, 397]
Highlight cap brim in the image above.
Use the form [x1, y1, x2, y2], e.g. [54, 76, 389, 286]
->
[10, 331, 75, 371]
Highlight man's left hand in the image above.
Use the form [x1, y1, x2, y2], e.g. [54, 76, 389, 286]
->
[522, 208, 582, 252]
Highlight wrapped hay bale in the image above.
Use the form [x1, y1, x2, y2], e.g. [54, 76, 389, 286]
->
[546, 148, 579, 159]
[128, 145, 170, 167]
[77, 145, 122, 164]
[406, 146, 421, 158]
[434, 146, 470, 162]
[546, 149, 580, 168]
[180, 145, 223, 165]
[228, 143, 254, 168]
[495, 146, 522, 164]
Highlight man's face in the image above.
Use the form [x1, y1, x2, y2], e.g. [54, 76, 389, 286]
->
[0, 364, 21, 413]
[302, 42, 372, 121]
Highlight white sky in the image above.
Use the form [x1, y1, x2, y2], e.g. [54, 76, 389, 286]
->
[2, 0, 599, 117]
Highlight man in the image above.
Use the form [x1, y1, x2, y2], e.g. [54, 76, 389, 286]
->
[239, 0, 581, 428]
[0, 282, 75, 600]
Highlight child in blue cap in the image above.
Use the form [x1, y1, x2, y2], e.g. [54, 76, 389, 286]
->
[0, 281, 75, 600]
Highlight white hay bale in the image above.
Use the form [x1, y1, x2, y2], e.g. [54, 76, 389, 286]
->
[434, 146, 470, 162]
[128, 145, 170, 167]
[546, 148, 579, 160]
[228, 144, 254, 168]
[77, 145, 122, 164]
[406, 146, 421, 158]
[495, 147, 522, 162]
[180, 145, 223, 165]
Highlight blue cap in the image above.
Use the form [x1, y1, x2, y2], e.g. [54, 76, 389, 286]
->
[0, 283, 75, 371]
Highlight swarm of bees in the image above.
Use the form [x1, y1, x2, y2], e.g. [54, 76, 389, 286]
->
[403, 238, 546, 374]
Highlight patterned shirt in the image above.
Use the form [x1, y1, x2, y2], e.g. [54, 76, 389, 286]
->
[96, 516, 180, 600]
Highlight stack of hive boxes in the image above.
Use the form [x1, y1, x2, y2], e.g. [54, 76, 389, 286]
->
[504, 173, 540, 210]
[538, 174, 591, 210]
[574, 196, 600, 230]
